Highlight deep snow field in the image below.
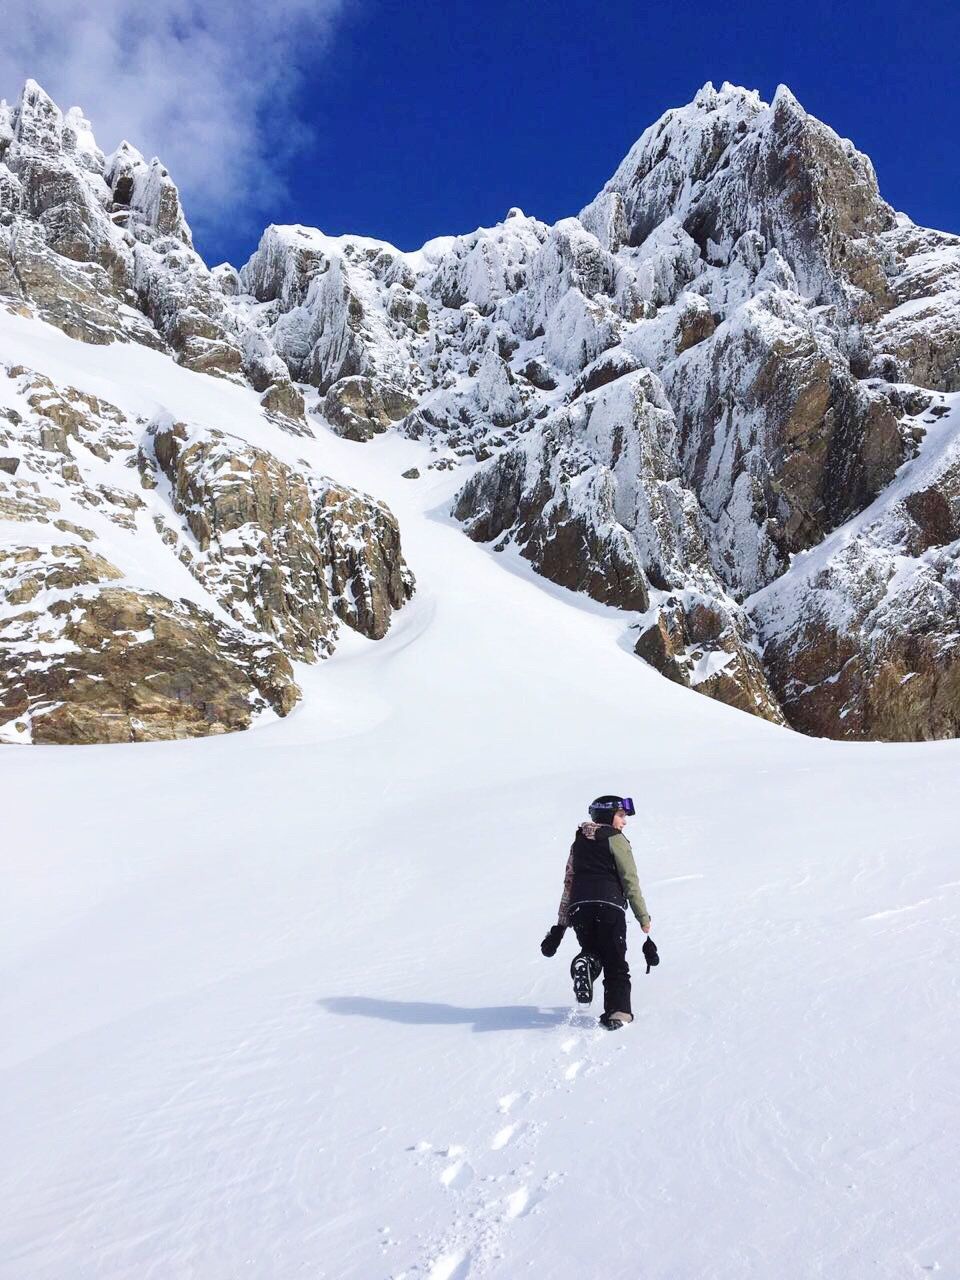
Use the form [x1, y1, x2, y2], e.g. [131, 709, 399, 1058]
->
[1, 317, 959, 1279]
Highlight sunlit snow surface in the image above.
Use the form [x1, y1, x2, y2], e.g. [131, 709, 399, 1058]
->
[1, 313, 958, 1279]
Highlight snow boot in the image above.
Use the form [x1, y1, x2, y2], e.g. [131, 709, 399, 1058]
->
[570, 951, 601, 1004]
[599, 1011, 633, 1031]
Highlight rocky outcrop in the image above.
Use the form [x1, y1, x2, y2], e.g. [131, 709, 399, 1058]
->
[662, 289, 907, 595]
[750, 396, 960, 740]
[0, 474, 60, 521]
[867, 222, 960, 392]
[315, 484, 415, 638]
[0, 81, 242, 376]
[634, 593, 785, 724]
[455, 371, 698, 609]
[239, 225, 424, 413]
[0, 543, 298, 744]
[0, 358, 414, 745]
[454, 368, 786, 722]
[148, 418, 415, 657]
[324, 375, 417, 441]
[0, 217, 164, 348]
[104, 140, 193, 247]
[259, 379, 307, 425]
[423, 208, 548, 313]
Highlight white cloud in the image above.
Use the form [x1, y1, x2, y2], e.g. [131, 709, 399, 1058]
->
[0, 0, 349, 246]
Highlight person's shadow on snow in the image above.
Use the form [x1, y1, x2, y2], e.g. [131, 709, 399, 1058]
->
[318, 997, 569, 1032]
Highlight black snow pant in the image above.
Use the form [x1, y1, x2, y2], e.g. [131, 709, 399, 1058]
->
[570, 902, 632, 1017]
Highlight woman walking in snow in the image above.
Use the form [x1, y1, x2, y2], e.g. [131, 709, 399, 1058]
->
[541, 795, 652, 1031]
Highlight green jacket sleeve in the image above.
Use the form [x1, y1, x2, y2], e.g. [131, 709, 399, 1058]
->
[610, 832, 650, 926]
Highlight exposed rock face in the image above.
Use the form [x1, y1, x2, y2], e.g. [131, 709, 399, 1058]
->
[0, 80, 243, 377]
[239, 225, 423, 403]
[260, 379, 306, 424]
[148, 418, 414, 658]
[867, 222, 960, 392]
[0, 474, 60, 521]
[324, 376, 417, 441]
[456, 372, 697, 610]
[0, 356, 415, 745]
[634, 593, 785, 724]
[750, 395, 960, 740]
[0, 543, 299, 744]
[662, 290, 906, 595]
[454, 368, 786, 723]
[105, 141, 193, 246]
[315, 485, 415, 638]
[0, 217, 164, 348]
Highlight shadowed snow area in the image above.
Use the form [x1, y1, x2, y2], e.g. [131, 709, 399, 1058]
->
[1, 316, 958, 1278]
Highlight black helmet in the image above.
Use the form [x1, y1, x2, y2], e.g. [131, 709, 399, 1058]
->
[588, 794, 636, 823]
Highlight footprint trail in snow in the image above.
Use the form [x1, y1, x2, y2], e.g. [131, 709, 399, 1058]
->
[403, 1005, 617, 1279]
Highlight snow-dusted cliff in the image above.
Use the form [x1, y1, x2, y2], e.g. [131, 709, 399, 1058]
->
[2, 78, 959, 741]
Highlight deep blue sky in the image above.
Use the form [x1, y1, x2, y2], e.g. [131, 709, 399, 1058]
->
[195, 0, 960, 268]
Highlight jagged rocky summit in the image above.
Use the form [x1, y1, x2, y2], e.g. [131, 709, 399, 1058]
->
[0, 80, 415, 744]
[2, 78, 959, 742]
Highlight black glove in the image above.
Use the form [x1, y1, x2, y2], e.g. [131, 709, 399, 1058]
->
[540, 924, 566, 957]
[643, 936, 660, 974]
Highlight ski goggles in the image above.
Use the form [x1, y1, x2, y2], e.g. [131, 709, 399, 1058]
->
[596, 797, 636, 816]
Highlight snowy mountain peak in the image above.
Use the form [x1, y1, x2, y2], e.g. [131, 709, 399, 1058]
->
[585, 80, 895, 309]
[770, 81, 803, 113]
[12, 78, 65, 153]
[2, 79, 960, 743]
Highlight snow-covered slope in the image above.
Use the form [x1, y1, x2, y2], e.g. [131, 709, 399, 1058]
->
[2, 72, 959, 1280]
[2, 399, 958, 1278]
